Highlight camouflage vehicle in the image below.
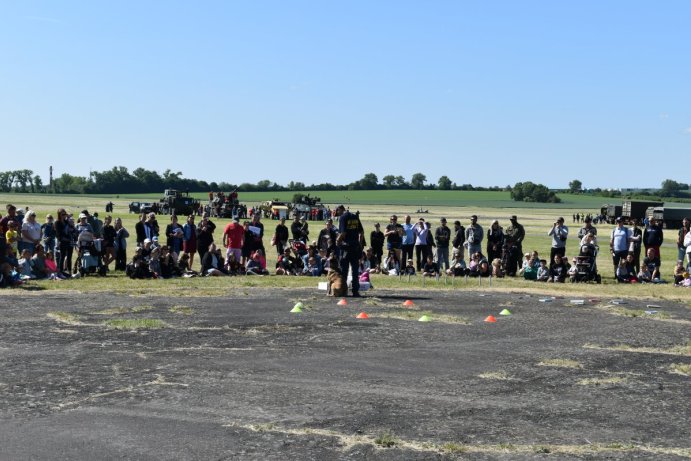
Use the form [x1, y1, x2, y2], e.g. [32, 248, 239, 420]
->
[159, 189, 199, 216]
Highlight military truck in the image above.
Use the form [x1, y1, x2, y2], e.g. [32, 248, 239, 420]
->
[621, 200, 663, 223]
[601, 204, 622, 224]
[159, 189, 199, 216]
[651, 206, 691, 228]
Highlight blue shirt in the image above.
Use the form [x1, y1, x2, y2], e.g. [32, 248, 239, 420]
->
[611, 226, 631, 252]
[402, 223, 415, 245]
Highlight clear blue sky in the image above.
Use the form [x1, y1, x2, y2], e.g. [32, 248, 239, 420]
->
[2, 1, 689, 189]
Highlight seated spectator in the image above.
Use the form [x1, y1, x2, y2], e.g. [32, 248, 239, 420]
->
[383, 250, 400, 276]
[617, 256, 638, 283]
[365, 247, 380, 274]
[403, 258, 416, 276]
[523, 251, 540, 280]
[447, 250, 467, 277]
[126, 247, 152, 279]
[246, 251, 269, 276]
[276, 248, 299, 275]
[30, 245, 49, 279]
[491, 258, 503, 277]
[43, 251, 66, 280]
[302, 256, 321, 276]
[548, 255, 568, 283]
[567, 256, 578, 281]
[673, 260, 685, 285]
[517, 252, 531, 277]
[226, 253, 242, 275]
[642, 247, 661, 281]
[17, 249, 34, 279]
[638, 264, 653, 283]
[422, 255, 439, 278]
[536, 259, 549, 281]
[201, 243, 227, 276]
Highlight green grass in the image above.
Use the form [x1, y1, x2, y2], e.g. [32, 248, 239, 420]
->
[374, 431, 397, 448]
[102, 319, 166, 330]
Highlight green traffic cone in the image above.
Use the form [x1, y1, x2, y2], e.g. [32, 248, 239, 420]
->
[499, 308, 512, 316]
[418, 315, 432, 322]
[290, 306, 303, 313]
[293, 302, 304, 310]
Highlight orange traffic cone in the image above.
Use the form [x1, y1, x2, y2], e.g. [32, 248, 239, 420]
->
[484, 315, 497, 323]
[337, 298, 348, 306]
[403, 299, 415, 307]
[356, 312, 369, 319]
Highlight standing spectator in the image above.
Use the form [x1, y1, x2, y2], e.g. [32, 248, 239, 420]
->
[413, 219, 429, 271]
[291, 216, 309, 242]
[434, 217, 451, 271]
[547, 216, 569, 261]
[504, 215, 525, 276]
[113, 217, 129, 271]
[101, 215, 116, 270]
[41, 214, 56, 255]
[452, 220, 466, 262]
[54, 208, 73, 274]
[20, 210, 42, 255]
[223, 216, 245, 266]
[182, 215, 198, 270]
[1, 205, 22, 255]
[676, 217, 690, 265]
[609, 217, 631, 278]
[577, 216, 598, 240]
[465, 215, 484, 256]
[273, 217, 289, 255]
[384, 214, 404, 263]
[91, 212, 104, 239]
[165, 215, 184, 258]
[135, 212, 147, 246]
[630, 220, 643, 273]
[317, 219, 338, 257]
[643, 218, 664, 262]
[196, 213, 216, 263]
[486, 219, 504, 262]
[369, 223, 385, 271]
[250, 213, 265, 255]
[401, 215, 415, 265]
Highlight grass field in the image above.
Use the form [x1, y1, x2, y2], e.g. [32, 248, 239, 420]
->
[1, 192, 689, 302]
[113, 190, 618, 209]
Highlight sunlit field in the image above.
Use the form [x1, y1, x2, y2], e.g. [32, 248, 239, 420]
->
[1, 192, 688, 303]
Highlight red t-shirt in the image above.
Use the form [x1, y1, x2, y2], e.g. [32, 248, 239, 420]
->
[223, 222, 244, 249]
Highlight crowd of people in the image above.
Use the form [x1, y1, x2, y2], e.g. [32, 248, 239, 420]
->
[1, 202, 690, 291]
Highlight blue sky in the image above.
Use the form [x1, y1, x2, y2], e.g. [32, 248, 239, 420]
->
[1, 1, 689, 189]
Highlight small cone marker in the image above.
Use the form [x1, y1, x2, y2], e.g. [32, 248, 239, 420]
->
[337, 298, 348, 306]
[403, 299, 415, 307]
[290, 306, 303, 313]
[293, 302, 304, 310]
[484, 315, 497, 323]
[418, 315, 431, 322]
[499, 309, 512, 316]
[356, 312, 369, 319]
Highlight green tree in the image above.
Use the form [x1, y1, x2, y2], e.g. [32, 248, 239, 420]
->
[410, 173, 426, 190]
[568, 179, 583, 194]
[437, 175, 452, 190]
[382, 175, 396, 189]
[510, 181, 561, 203]
[660, 179, 686, 197]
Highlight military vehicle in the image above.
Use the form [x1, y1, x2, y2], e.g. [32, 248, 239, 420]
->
[621, 200, 663, 223]
[601, 204, 622, 224]
[159, 189, 199, 216]
[651, 206, 691, 228]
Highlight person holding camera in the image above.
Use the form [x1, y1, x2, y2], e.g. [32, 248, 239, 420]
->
[465, 215, 484, 256]
[548, 216, 569, 262]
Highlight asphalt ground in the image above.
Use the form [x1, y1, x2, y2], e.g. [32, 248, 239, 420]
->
[0, 288, 689, 460]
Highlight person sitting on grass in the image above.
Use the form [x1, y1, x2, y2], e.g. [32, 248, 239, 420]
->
[468, 252, 490, 277]
[536, 259, 549, 282]
[673, 260, 685, 285]
[403, 258, 416, 276]
[246, 250, 269, 276]
[616, 254, 638, 283]
[568, 256, 579, 282]
[491, 258, 503, 277]
[642, 247, 661, 282]
[201, 243, 227, 277]
[422, 254, 439, 278]
[43, 251, 66, 280]
[548, 255, 568, 283]
[302, 256, 321, 276]
[17, 249, 34, 280]
[447, 249, 467, 277]
[383, 249, 400, 276]
[523, 251, 540, 280]
[30, 244, 49, 280]
[275, 248, 299, 275]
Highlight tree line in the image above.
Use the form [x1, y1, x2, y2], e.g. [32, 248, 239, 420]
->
[1, 168, 688, 203]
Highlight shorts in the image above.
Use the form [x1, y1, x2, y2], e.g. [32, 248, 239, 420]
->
[387, 242, 401, 251]
[183, 241, 197, 253]
[226, 247, 241, 263]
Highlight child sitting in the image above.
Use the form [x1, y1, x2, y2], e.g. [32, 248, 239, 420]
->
[536, 259, 549, 282]
[523, 251, 540, 280]
[491, 258, 503, 277]
[447, 250, 467, 277]
[403, 258, 416, 276]
[17, 249, 34, 280]
[302, 256, 321, 276]
[617, 256, 638, 283]
[422, 255, 439, 278]
[548, 255, 568, 283]
[673, 260, 685, 285]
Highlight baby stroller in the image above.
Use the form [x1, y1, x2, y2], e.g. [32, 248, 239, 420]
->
[572, 243, 601, 283]
[75, 231, 106, 276]
[290, 239, 308, 258]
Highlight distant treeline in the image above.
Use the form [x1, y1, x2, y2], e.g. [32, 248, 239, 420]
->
[1, 168, 689, 203]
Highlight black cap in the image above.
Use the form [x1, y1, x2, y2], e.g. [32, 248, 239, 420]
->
[471, 215, 478, 220]
[510, 215, 517, 221]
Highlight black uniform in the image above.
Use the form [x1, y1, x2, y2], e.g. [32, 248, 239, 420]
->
[338, 210, 364, 295]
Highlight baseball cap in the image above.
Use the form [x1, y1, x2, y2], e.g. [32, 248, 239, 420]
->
[470, 215, 478, 220]
[615, 217, 622, 222]
[440, 217, 447, 223]
[510, 215, 517, 221]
